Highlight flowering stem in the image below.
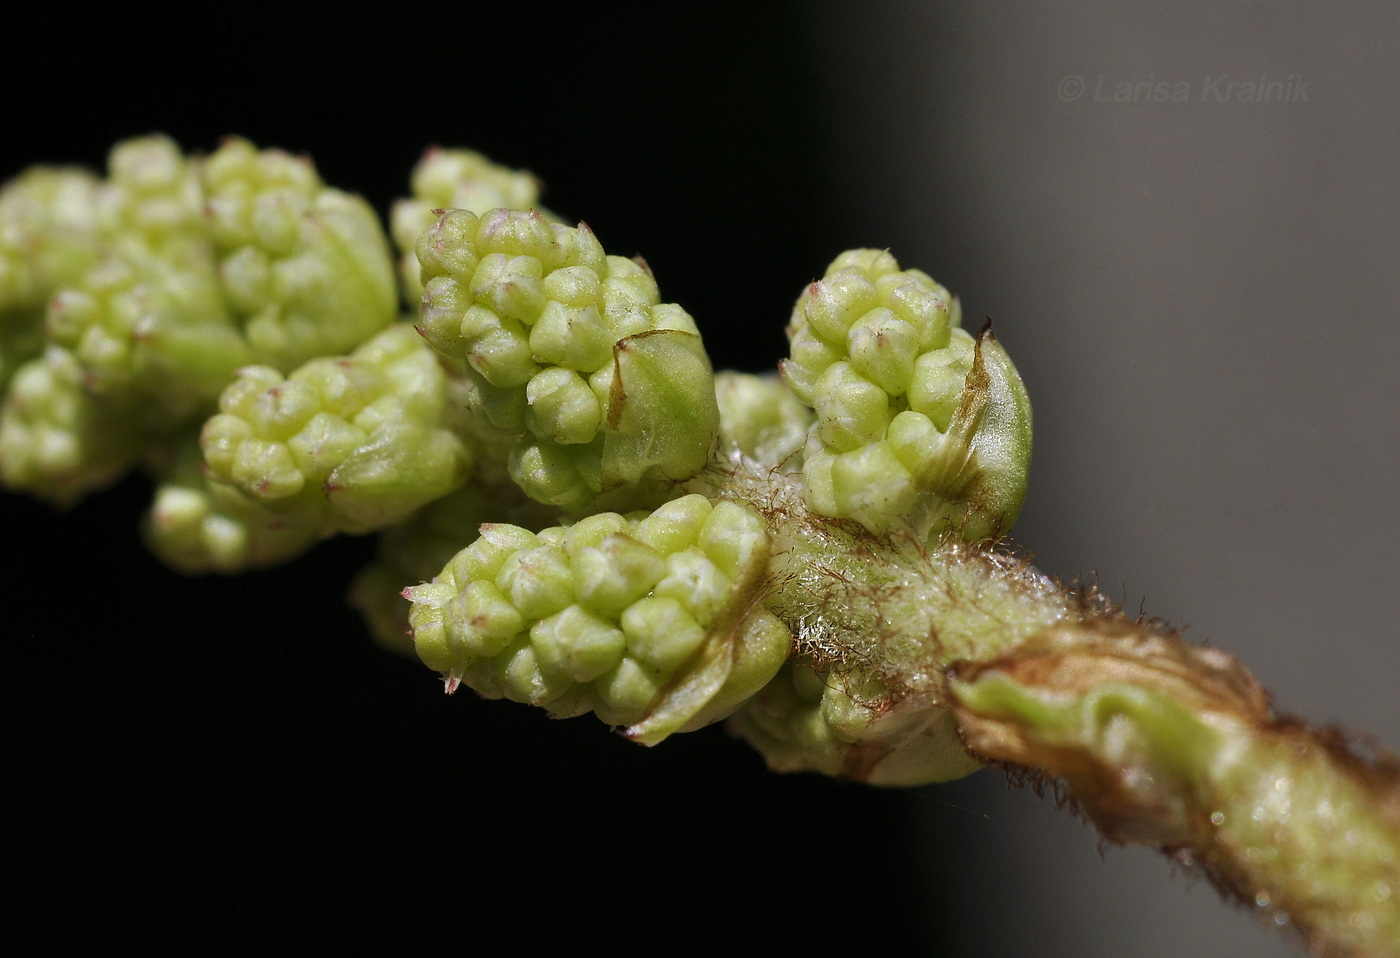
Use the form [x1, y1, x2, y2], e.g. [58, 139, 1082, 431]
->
[5, 135, 1397, 957]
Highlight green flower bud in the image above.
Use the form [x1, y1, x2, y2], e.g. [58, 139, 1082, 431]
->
[803, 268, 881, 344]
[633, 492, 713, 555]
[404, 494, 791, 744]
[525, 366, 602, 445]
[416, 209, 719, 511]
[498, 542, 575, 619]
[622, 597, 706, 672]
[199, 323, 472, 536]
[782, 250, 1031, 541]
[908, 339, 973, 432]
[812, 361, 890, 452]
[507, 436, 601, 508]
[446, 579, 526, 657]
[847, 308, 919, 396]
[531, 604, 627, 683]
[563, 510, 629, 550]
[780, 329, 842, 406]
[572, 532, 667, 614]
[825, 439, 918, 527]
[528, 300, 614, 371]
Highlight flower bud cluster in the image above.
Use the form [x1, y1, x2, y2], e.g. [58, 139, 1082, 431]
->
[404, 494, 791, 743]
[390, 148, 543, 302]
[201, 137, 397, 371]
[3, 135, 1055, 794]
[198, 323, 472, 537]
[0, 135, 398, 505]
[415, 208, 718, 511]
[782, 250, 1031, 540]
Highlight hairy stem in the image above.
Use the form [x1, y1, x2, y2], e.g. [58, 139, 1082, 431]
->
[706, 454, 1400, 956]
[948, 623, 1400, 958]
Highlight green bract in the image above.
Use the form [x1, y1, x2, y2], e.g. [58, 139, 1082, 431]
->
[415, 208, 719, 511]
[781, 249, 1032, 540]
[403, 494, 791, 744]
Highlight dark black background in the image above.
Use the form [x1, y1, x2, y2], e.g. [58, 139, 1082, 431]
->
[2, 7, 978, 953]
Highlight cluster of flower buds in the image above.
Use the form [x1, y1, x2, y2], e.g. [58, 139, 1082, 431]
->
[782, 249, 1031, 541]
[201, 137, 398, 371]
[1, 135, 1038, 787]
[147, 323, 473, 572]
[10, 138, 1394, 958]
[348, 482, 559, 656]
[414, 207, 719, 512]
[712, 370, 814, 471]
[0, 135, 398, 504]
[404, 495, 790, 743]
[0, 344, 145, 503]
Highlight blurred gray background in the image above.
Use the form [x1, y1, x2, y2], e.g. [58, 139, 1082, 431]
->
[809, 2, 1399, 955]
